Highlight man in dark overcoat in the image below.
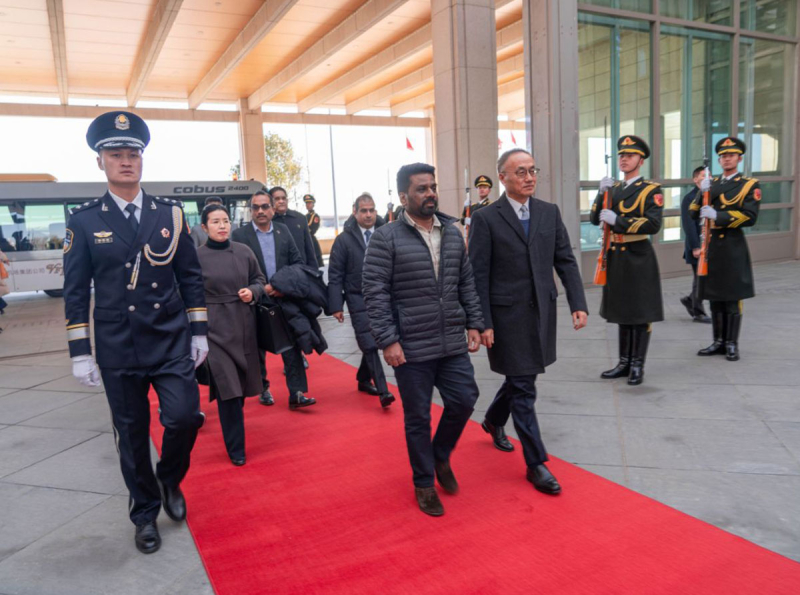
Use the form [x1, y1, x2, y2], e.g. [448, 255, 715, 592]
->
[327, 193, 394, 408]
[469, 148, 587, 496]
[270, 186, 318, 267]
[679, 166, 711, 323]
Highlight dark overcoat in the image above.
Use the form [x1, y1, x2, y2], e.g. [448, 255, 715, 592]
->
[681, 187, 702, 265]
[690, 175, 760, 301]
[273, 209, 318, 267]
[469, 194, 588, 376]
[197, 242, 265, 401]
[589, 179, 664, 324]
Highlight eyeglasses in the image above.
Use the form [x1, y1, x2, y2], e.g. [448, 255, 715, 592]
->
[504, 167, 541, 179]
[251, 204, 272, 211]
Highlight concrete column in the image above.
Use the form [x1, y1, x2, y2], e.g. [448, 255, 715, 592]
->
[431, 0, 498, 216]
[523, 0, 582, 266]
[237, 98, 267, 184]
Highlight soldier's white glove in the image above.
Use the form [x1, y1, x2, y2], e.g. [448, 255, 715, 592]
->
[72, 355, 101, 387]
[599, 176, 615, 193]
[700, 205, 717, 221]
[599, 209, 617, 226]
[191, 335, 209, 369]
[699, 176, 711, 193]
[463, 217, 471, 226]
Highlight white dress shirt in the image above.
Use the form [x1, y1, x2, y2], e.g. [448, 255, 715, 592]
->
[623, 175, 642, 188]
[507, 196, 531, 219]
[109, 188, 144, 222]
[359, 225, 375, 246]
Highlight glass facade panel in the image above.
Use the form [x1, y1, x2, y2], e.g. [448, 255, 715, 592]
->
[756, 181, 793, 205]
[580, 221, 605, 252]
[660, 0, 733, 25]
[582, 0, 653, 12]
[738, 38, 795, 178]
[745, 208, 792, 234]
[660, 28, 731, 179]
[661, 215, 683, 243]
[740, 0, 797, 37]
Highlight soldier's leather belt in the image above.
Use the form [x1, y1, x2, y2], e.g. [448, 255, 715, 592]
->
[611, 234, 648, 244]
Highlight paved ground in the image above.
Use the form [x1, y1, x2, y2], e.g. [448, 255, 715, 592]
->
[0, 260, 798, 594]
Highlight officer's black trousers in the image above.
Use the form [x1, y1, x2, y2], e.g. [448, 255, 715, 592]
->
[709, 300, 741, 315]
[100, 355, 202, 526]
[484, 374, 548, 468]
[356, 350, 389, 394]
[216, 396, 245, 459]
[393, 353, 478, 488]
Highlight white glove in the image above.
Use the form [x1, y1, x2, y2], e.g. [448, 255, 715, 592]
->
[699, 176, 711, 193]
[463, 217, 471, 226]
[191, 335, 209, 369]
[72, 355, 101, 387]
[599, 176, 615, 193]
[700, 205, 717, 221]
[599, 209, 617, 226]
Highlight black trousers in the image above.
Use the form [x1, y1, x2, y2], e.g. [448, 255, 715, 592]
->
[356, 350, 389, 394]
[282, 345, 308, 394]
[710, 300, 741, 315]
[393, 352, 479, 488]
[216, 396, 245, 459]
[99, 355, 203, 526]
[484, 374, 548, 468]
[689, 263, 707, 315]
[258, 348, 271, 391]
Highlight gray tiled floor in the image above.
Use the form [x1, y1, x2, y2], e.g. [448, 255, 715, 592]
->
[0, 260, 798, 594]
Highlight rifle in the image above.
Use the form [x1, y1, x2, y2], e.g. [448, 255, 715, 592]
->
[697, 142, 711, 276]
[593, 117, 612, 286]
[462, 168, 471, 248]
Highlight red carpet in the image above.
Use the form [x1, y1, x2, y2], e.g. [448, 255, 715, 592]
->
[150, 353, 800, 594]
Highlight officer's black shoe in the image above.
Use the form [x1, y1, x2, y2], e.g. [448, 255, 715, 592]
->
[259, 389, 275, 406]
[680, 296, 695, 318]
[724, 313, 742, 362]
[379, 393, 395, 408]
[698, 313, 726, 356]
[627, 325, 651, 386]
[230, 456, 246, 466]
[526, 464, 561, 495]
[159, 482, 187, 522]
[288, 392, 316, 410]
[135, 521, 161, 554]
[601, 325, 632, 379]
[358, 382, 380, 396]
[414, 487, 444, 516]
[481, 419, 514, 452]
[434, 459, 459, 495]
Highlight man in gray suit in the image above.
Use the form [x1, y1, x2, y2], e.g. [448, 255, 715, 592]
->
[469, 148, 588, 495]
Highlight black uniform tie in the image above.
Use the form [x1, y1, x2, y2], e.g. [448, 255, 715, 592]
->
[125, 203, 139, 233]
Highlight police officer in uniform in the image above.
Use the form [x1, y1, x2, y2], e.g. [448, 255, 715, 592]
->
[690, 137, 760, 361]
[590, 135, 664, 385]
[304, 194, 324, 267]
[460, 175, 493, 226]
[64, 111, 208, 554]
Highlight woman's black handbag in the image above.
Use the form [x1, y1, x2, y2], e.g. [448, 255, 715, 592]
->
[256, 302, 294, 354]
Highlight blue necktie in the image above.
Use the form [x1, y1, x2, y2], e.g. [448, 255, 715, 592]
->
[519, 205, 530, 236]
[364, 230, 371, 245]
[125, 203, 139, 233]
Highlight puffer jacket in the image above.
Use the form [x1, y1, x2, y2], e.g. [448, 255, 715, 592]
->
[362, 211, 484, 363]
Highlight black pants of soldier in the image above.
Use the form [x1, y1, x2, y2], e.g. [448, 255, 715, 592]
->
[100, 355, 202, 526]
[393, 353, 479, 488]
[216, 397, 245, 459]
[700, 300, 743, 360]
[356, 350, 389, 394]
[484, 375, 548, 468]
[601, 324, 652, 385]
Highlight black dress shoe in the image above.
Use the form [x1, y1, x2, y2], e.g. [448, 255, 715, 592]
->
[230, 456, 246, 466]
[434, 460, 459, 494]
[358, 382, 379, 396]
[692, 314, 712, 323]
[481, 419, 514, 452]
[259, 389, 275, 406]
[289, 391, 316, 410]
[414, 487, 444, 516]
[526, 464, 561, 495]
[680, 296, 695, 318]
[135, 521, 161, 554]
[379, 393, 395, 408]
[159, 482, 187, 522]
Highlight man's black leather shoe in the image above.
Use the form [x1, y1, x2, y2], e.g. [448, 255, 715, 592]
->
[135, 521, 161, 554]
[526, 464, 561, 495]
[481, 419, 514, 452]
[289, 392, 316, 410]
[680, 296, 695, 318]
[358, 382, 379, 396]
[414, 487, 444, 516]
[693, 314, 712, 323]
[159, 482, 187, 522]
[230, 456, 246, 466]
[379, 393, 395, 408]
[259, 389, 275, 406]
[434, 460, 459, 494]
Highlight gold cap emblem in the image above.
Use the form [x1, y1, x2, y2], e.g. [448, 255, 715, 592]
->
[115, 114, 130, 130]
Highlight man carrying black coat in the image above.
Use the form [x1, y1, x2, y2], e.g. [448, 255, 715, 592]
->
[363, 163, 484, 517]
[679, 166, 711, 323]
[469, 148, 588, 496]
[327, 193, 394, 408]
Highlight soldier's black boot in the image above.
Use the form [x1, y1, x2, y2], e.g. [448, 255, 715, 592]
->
[627, 325, 650, 386]
[601, 325, 632, 379]
[697, 312, 726, 356]
[724, 313, 742, 361]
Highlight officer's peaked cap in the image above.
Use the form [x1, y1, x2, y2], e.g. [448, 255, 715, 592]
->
[86, 111, 150, 152]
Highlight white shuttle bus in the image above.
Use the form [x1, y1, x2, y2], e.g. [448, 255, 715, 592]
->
[0, 176, 263, 297]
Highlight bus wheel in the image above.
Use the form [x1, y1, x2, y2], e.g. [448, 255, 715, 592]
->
[44, 289, 64, 298]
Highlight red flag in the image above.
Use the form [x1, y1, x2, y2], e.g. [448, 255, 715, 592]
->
[511, 131, 518, 146]
[406, 136, 414, 151]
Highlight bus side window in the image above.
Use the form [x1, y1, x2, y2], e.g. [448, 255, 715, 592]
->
[10, 202, 67, 252]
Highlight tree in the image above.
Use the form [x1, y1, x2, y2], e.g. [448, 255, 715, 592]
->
[230, 132, 303, 192]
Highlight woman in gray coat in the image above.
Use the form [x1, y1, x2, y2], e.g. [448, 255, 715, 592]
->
[197, 205, 266, 466]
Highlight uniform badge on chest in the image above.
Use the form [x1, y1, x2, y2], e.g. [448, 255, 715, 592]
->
[161, 228, 170, 238]
[93, 231, 113, 244]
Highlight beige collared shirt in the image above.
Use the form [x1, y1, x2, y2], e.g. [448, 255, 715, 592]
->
[403, 211, 442, 279]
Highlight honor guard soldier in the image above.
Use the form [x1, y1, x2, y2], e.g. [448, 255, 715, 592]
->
[590, 135, 664, 385]
[690, 136, 760, 361]
[304, 194, 324, 267]
[63, 111, 209, 555]
[460, 175, 493, 226]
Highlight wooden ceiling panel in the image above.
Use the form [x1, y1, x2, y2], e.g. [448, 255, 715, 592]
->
[64, 0, 153, 20]
[0, 3, 49, 26]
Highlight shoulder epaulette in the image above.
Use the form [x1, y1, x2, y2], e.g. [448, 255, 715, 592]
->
[69, 198, 102, 215]
[153, 196, 184, 208]
[712, 176, 720, 182]
[741, 175, 758, 182]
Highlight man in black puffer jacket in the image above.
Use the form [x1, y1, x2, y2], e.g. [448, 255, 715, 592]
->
[363, 163, 484, 517]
